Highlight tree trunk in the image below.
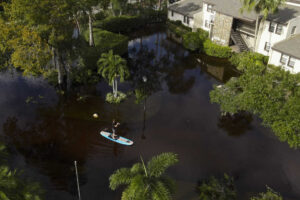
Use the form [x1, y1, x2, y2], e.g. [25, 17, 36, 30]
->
[254, 16, 259, 51]
[158, 0, 162, 10]
[114, 78, 118, 98]
[74, 15, 80, 35]
[112, 79, 115, 96]
[65, 61, 71, 91]
[88, 11, 94, 46]
[55, 49, 63, 86]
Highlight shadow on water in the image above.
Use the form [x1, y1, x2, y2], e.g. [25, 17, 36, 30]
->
[1, 26, 300, 200]
[218, 112, 253, 137]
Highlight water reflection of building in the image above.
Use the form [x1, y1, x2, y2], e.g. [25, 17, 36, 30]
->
[197, 55, 240, 83]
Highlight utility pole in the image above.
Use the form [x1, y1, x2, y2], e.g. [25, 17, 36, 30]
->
[74, 161, 81, 200]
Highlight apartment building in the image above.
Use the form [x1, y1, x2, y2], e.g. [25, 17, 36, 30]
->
[168, 0, 300, 73]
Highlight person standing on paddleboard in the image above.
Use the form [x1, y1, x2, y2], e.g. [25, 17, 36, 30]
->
[112, 119, 120, 139]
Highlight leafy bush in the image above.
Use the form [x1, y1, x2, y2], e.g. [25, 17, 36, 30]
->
[82, 28, 128, 67]
[251, 187, 282, 200]
[94, 16, 143, 34]
[203, 39, 232, 58]
[198, 174, 237, 200]
[141, 9, 167, 24]
[95, 11, 167, 35]
[167, 20, 192, 37]
[229, 51, 268, 71]
[183, 29, 208, 51]
[106, 92, 127, 104]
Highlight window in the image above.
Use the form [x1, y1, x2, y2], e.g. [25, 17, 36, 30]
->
[269, 22, 276, 33]
[187, 17, 190, 25]
[291, 26, 296, 35]
[171, 11, 174, 17]
[288, 57, 296, 68]
[280, 54, 289, 65]
[184, 16, 186, 23]
[276, 24, 283, 35]
[207, 4, 213, 12]
[264, 42, 271, 52]
[205, 20, 210, 28]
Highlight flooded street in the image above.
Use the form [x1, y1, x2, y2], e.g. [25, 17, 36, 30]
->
[0, 27, 300, 200]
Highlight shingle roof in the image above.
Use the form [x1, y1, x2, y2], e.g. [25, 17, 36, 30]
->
[202, 0, 300, 23]
[168, 0, 203, 18]
[272, 34, 300, 59]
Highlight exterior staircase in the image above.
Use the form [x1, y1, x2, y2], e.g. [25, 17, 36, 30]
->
[231, 30, 249, 52]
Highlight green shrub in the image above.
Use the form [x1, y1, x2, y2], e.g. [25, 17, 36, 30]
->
[203, 39, 232, 58]
[95, 11, 166, 35]
[82, 28, 128, 67]
[106, 92, 127, 104]
[94, 15, 144, 34]
[94, 12, 108, 20]
[182, 29, 208, 51]
[167, 21, 192, 37]
[229, 51, 268, 71]
[198, 174, 237, 200]
[140, 9, 167, 24]
[251, 187, 282, 200]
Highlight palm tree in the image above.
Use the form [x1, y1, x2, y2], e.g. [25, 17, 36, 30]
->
[109, 152, 179, 200]
[241, 0, 285, 19]
[241, 0, 285, 51]
[97, 50, 129, 98]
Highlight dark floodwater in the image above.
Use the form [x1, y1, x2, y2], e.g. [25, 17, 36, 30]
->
[1, 27, 300, 200]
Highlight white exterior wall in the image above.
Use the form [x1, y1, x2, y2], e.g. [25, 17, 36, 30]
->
[269, 49, 300, 74]
[286, 16, 300, 37]
[202, 3, 216, 32]
[193, 11, 204, 29]
[256, 20, 289, 56]
[168, 10, 194, 28]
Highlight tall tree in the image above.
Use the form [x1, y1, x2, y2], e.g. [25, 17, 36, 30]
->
[109, 152, 178, 200]
[97, 50, 129, 98]
[241, 0, 285, 49]
[210, 52, 300, 148]
[241, 0, 285, 19]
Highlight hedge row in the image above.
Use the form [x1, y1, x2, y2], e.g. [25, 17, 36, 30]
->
[167, 20, 192, 37]
[180, 28, 232, 58]
[203, 40, 232, 58]
[182, 29, 208, 51]
[82, 28, 128, 66]
[95, 11, 167, 35]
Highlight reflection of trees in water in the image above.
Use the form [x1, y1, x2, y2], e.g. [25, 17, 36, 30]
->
[128, 45, 162, 100]
[129, 34, 199, 95]
[217, 112, 253, 137]
[161, 54, 198, 95]
[197, 54, 240, 83]
[2, 97, 129, 192]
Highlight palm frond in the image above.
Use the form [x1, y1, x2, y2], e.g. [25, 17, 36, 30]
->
[147, 152, 178, 178]
[130, 163, 144, 175]
[151, 180, 172, 200]
[109, 168, 133, 190]
[160, 176, 176, 195]
[121, 175, 145, 200]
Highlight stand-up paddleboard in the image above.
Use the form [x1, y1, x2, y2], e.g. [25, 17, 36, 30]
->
[100, 131, 133, 146]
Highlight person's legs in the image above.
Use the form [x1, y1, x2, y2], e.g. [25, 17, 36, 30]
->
[112, 128, 116, 139]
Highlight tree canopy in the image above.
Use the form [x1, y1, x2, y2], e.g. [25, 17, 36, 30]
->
[198, 174, 236, 200]
[241, 0, 286, 18]
[109, 152, 178, 200]
[210, 52, 300, 148]
[0, 143, 44, 200]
